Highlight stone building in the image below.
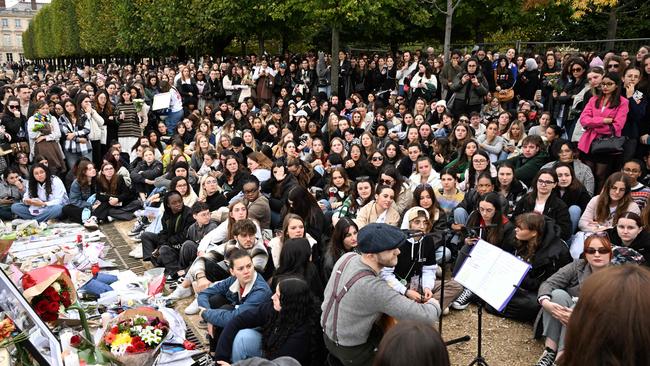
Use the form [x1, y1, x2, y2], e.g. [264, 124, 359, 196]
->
[0, 0, 43, 65]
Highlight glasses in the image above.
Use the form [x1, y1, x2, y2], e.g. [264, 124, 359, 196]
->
[459, 118, 469, 122]
[473, 159, 488, 164]
[372, 156, 384, 161]
[8, 105, 18, 109]
[585, 247, 611, 255]
[380, 179, 394, 185]
[571, 67, 583, 72]
[601, 81, 616, 87]
[607, 63, 619, 69]
[537, 179, 556, 186]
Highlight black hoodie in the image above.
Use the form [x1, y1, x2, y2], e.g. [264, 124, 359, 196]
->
[159, 200, 195, 249]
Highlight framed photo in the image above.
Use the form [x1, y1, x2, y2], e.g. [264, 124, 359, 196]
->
[0, 268, 63, 366]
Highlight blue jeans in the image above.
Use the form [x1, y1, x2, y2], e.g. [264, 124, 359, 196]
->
[568, 205, 582, 235]
[64, 150, 93, 170]
[452, 207, 469, 246]
[11, 202, 63, 222]
[165, 109, 184, 134]
[232, 328, 263, 362]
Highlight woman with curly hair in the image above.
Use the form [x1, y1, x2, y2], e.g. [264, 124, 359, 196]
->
[215, 276, 316, 364]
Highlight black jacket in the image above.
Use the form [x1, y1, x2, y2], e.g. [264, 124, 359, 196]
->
[159, 204, 194, 249]
[556, 186, 592, 212]
[261, 174, 299, 212]
[516, 217, 571, 292]
[215, 301, 312, 364]
[513, 193, 573, 240]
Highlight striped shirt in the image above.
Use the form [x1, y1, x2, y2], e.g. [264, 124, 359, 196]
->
[114, 103, 140, 138]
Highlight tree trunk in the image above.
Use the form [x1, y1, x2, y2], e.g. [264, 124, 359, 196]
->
[606, 6, 617, 50]
[258, 36, 265, 56]
[442, 0, 455, 62]
[281, 32, 289, 56]
[331, 24, 340, 98]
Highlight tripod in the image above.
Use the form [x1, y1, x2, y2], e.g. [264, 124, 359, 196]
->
[468, 300, 489, 366]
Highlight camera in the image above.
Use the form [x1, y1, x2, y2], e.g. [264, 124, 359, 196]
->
[461, 226, 478, 238]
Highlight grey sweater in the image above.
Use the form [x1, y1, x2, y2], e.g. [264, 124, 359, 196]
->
[321, 253, 440, 346]
[537, 259, 593, 300]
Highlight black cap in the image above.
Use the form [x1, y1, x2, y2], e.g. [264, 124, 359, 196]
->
[231, 136, 244, 147]
[271, 107, 281, 114]
[357, 224, 407, 254]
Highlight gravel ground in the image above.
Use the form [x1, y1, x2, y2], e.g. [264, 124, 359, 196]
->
[443, 305, 543, 365]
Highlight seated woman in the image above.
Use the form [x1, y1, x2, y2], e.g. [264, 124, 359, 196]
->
[354, 184, 400, 228]
[153, 158, 197, 191]
[321, 218, 358, 282]
[216, 155, 251, 209]
[214, 277, 314, 364]
[130, 147, 164, 200]
[494, 161, 527, 215]
[62, 159, 99, 229]
[197, 248, 273, 355]
[476, 120, 505, 163]
[512, 169, 572, 241]
[378, 166, 412, 213]
[11, 163, 68, 222]
[458, 150, 497, 192]
[413, 184, 449, 263]
[487, 212, 571, 321]
[451, 192, 516, 310]
[409, 156, 441, 190]
[553, 162, 592, 234]
[607, 212, 650, 264]
[0, 168, 25, 220]
[435, 168, 464, 217]
[260, 161, 298, 229]
[319, 167, 351, 215]
[574, 172, 639, 258]
[271, 238, 324, 303]
[281, 186, 326, 248]
[534, 233, 612, 366]
[268, 214, 317, 269]
[332, 176, 375, 225]
[541, 140, 595, 195]
[94, 160, 141, 222]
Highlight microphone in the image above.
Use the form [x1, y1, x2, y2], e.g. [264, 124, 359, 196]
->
[400, 229, 437, 239]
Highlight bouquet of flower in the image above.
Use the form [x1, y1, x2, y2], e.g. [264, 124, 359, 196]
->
[0, 317, 35, 365]
[133, 98, 145, 113]
[21, 265, 76, 323]
[100, 307, 169, 366]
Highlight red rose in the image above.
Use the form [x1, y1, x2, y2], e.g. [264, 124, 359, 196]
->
[34, 299, 50, 315]
[61, 291, 71, 307]
[70, 335, 81, 348]
[41, 311, 58, 322]
[126, 346, 135, 353]
[110, 326, 119, 334]
[131, 336, 141, 344]
[47, 301, 60, 314]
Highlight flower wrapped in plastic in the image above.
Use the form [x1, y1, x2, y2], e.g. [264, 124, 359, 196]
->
[99, 307, 170, 366]
[21, 265, 76, 323]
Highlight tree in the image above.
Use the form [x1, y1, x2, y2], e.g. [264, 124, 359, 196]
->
[422, 0, 462, 61]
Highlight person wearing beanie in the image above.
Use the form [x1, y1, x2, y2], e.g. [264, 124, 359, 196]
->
[321, 223, 441, 366]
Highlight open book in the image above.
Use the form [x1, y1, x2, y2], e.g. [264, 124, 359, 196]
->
[455, 240, 531, 312]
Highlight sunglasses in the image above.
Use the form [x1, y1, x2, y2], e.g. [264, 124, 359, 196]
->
[585, 247, 610, 255]
[379, 179, 394, 185]
[8, 105, 19, 109]
[371, 156, 384, 161]
[607, 64, 619, 68]
[571, 67, 583, 72]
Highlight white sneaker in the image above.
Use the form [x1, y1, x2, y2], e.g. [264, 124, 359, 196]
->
[184, 298, 200, 315]
[83, 216, 99, 230]
[128, 244, 143, 259]
[168, 285, 192, 300]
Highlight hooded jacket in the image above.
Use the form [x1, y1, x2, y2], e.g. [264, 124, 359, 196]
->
[515, 217, 572, 292]
[159, 201, 194, 249]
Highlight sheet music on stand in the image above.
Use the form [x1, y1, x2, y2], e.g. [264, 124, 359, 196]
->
[455, 240, 531, 312]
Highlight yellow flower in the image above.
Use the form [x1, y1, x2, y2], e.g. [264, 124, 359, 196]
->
[111, 333, 132, 347]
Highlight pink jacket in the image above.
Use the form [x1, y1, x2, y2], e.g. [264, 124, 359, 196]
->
[577, 96, 629, 154]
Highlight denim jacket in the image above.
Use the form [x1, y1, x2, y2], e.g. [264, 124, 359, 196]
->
[197, 271, 272, 327]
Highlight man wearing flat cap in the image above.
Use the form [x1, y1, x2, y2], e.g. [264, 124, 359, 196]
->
[321, 223, 441, 366]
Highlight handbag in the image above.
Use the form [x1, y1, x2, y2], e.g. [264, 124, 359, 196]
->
[590, 125, 626, 155]
[9, 141, 29, 155]
[496, 88, 514, 102]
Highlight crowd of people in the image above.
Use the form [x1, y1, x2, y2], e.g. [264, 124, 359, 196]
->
[2, 44, 650, 366]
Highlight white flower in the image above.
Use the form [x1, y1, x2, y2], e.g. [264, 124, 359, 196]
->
[51, 282, 61, 292]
